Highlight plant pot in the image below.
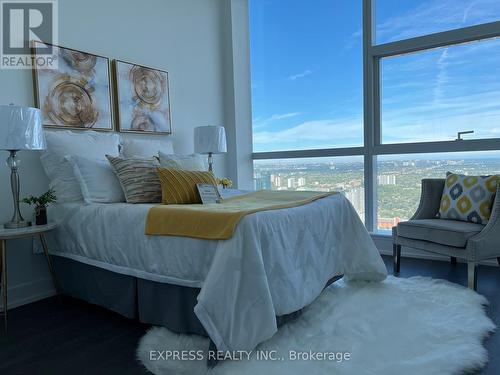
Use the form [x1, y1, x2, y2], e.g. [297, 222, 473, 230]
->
[35, 206, 47, 225]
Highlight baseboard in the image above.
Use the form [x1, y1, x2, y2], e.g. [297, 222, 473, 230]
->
[371, 233, 499, 267]
[0, 277, 56, 312]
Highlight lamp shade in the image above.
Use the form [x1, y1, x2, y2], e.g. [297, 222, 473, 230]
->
[194, 125, 227, 154]
[0, 105, 45, 151]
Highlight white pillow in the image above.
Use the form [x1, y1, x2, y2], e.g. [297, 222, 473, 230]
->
[121, 137, 174, 158]
[40, 154, 85, 202]
[158, 151, 207, 171]
[40, 130, 121, 202]
[65, 155, 125, 204]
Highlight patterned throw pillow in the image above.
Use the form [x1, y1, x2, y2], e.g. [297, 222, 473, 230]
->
[157, 168, 218, 204]
[106, 155, 162, 203]
[437, 172, 499, 224]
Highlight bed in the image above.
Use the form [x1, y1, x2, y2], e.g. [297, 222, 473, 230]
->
[38, 130, 387, 353]
[45, 189, 387, 352]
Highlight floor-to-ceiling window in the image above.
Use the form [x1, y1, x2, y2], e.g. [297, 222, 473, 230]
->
[250, 0, 365, 219]
[250, 0, 500, 233]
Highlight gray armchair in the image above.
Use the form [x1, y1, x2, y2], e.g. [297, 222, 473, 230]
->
[393, 178, 500, 290]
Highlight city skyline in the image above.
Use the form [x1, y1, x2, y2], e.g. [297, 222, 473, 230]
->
[254, 156, 500, 231]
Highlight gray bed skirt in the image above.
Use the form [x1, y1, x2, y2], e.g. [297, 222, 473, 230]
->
[53, 255, 342, 339]
[53, 255, 207, 335]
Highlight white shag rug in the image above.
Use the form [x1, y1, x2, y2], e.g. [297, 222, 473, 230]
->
[137, 276, 496, 375]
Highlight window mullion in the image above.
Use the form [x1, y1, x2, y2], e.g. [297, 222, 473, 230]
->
[375, 139, 500, 156]
[371, 20, 500, 58]
[362, 0, 376, 231]
[252, 147, 365, 160]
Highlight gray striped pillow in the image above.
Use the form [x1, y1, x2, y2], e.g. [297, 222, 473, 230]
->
[106, 155, 162, 203]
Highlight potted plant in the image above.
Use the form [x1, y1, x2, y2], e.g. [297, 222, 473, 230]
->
[22, 189, 57, 225]
[216, 177, 233, 189]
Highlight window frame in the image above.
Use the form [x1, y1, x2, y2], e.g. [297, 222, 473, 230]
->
[251, 0, 500, 232]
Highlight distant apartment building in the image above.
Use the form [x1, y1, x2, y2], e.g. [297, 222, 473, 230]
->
[344, 187, 365, 216]
[287, 177, 298, 189]
[273, 175, 282, 188]
[253, 172, 272, 190]
[378, 174, 396, 185]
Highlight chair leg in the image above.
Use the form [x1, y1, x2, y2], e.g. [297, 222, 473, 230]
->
[467, 261, 477, 291]
[450, 257, 457, 265]
[393, 244, 401, 275]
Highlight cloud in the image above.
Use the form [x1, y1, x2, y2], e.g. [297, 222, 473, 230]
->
[382, 89, 500, 143]
[253, 117, 363, 150]
[343, 29, 362, 51]
[462, 1, 476, 22]
[376, 0, 499, 43]
[433, 48, 450, 102]
[351, 30, 362, 38]
[268, 112, 302, 120]
[253, 112, 302, 129]
[382, 37, 500, 115]
[253, 89, 500, 149]
[288, 70, 312, 81]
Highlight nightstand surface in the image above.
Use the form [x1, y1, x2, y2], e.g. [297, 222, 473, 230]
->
[0, 223, 57, 240]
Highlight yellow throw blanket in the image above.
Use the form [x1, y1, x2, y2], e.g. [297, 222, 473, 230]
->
[145, 190, 337, 240]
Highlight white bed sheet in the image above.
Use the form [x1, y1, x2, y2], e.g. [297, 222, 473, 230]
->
[46, 189, 245, 286]
[47, 202, 217, 286]
[46, 191, 387, 352]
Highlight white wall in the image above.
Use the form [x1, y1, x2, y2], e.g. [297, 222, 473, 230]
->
[0, 0, 253, 308]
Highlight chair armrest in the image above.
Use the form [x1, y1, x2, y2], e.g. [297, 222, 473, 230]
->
[410, 178, 445, 220]
[467, 183, 500, 260]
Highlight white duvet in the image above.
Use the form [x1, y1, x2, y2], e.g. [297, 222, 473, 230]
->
[46, 191, 387, 352]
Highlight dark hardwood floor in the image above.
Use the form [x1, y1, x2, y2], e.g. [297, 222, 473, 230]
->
[0, 255, 499, 375]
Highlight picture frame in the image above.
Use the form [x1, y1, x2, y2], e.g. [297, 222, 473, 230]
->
[32, 41, 114, 131]
[113, 59, 172, 135]
[197, 183, 221, 204]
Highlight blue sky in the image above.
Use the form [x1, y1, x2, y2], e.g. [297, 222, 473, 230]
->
[250, 0, 500, 152]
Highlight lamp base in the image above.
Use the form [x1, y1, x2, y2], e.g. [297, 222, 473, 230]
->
[208, 152, 213, 172]
[5, 150, 30, 230]
[4, 220, 31, 229]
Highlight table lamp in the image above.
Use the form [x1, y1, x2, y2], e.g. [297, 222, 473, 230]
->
[194, 125, 227, 172]
[0, 105, 45, 228]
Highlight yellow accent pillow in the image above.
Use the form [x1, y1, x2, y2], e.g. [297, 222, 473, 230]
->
[157, 168, 218, 204]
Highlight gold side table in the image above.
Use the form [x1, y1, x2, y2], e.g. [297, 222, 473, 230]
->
[0, 223, 58, 331]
